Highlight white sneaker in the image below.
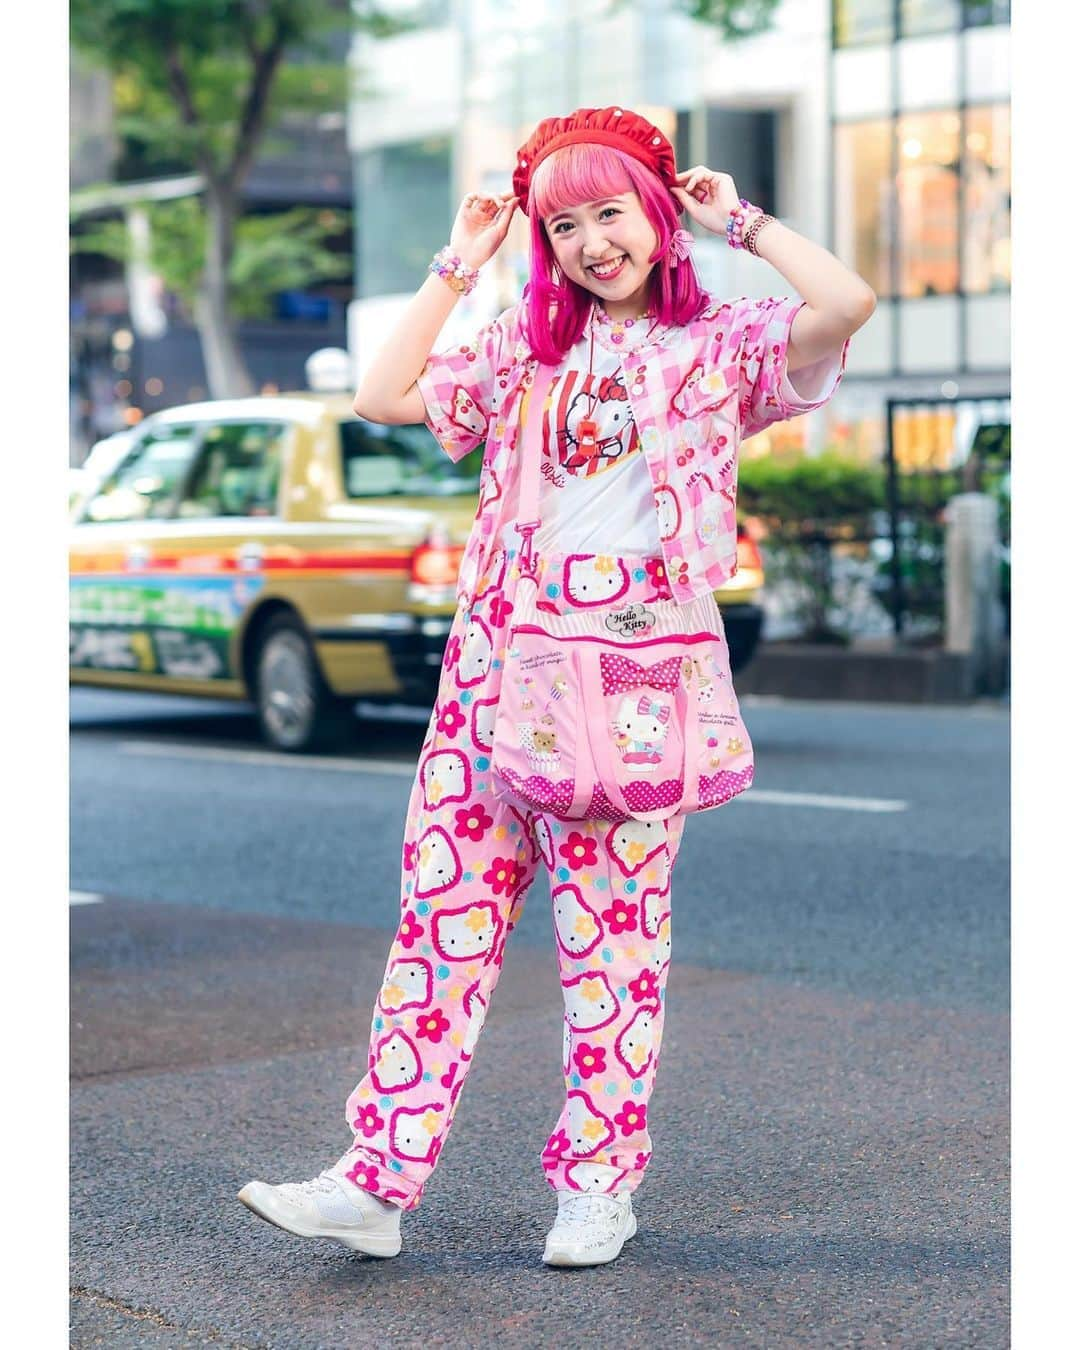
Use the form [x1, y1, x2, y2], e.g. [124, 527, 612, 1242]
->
[237, 1169, 402, 1257]
[542, 1189, 637, 1267]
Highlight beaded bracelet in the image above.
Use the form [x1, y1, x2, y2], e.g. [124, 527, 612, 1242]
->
[725, 198, 755, 251]
[429, 246, 480, 296]
[726, 199, 778, 255]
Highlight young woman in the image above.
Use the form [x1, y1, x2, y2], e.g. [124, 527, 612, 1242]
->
[239, 106, 875, 1267]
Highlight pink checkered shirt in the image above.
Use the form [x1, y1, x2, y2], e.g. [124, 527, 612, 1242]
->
[416, 294, 849, 603]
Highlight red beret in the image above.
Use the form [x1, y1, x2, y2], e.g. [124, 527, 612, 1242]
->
[512, 105, 677, 215]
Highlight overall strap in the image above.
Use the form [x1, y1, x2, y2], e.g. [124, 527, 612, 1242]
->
[515, 363, 555, 578]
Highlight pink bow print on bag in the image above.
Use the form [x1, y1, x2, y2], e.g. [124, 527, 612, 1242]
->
[600, 653, 683, 696]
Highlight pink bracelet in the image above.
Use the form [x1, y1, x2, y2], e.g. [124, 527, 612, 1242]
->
[726, 198, 756, 251]
[429, 246, 480, 296]
[726, 199, 775, 253]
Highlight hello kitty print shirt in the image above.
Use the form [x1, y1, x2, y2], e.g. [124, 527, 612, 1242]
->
[528, 309, 661, 555]
[416, 293, 849, 604]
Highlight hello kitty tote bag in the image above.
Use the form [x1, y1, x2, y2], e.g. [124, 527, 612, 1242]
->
[490, 366, 755, 824]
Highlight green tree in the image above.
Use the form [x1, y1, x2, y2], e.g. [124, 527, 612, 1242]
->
[72, 198, 352, 321]
[70, 1, 406, 397]
[673, 0, 782, 37]
[738, 451, 886, 642]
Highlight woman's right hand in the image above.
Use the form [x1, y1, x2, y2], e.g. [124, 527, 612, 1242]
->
[448, 191, 517, 270]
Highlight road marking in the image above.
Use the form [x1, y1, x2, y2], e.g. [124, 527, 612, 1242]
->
[70, 891, 104, 905]
[738, 789, 908, 812]
[119, 740, 415, 776]
[118, 741, 908, 811]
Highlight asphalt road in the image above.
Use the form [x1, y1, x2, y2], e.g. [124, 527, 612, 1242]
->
[70, 687, 1009, 1348]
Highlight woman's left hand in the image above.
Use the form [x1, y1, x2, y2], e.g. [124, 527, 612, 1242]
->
[671, 166, 742, 236]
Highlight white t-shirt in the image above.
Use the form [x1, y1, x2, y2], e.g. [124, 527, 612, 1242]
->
[528, 312, 662, 556]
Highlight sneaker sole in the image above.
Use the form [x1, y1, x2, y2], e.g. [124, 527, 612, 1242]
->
[237, 1183, 402, 1258]
[542, 1211, 637, 1267]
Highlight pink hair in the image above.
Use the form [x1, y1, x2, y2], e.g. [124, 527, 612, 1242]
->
[523, 143, 709, 364]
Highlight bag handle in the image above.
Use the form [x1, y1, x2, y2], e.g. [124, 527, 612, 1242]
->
[569, 680, 595, 818]
[513, 364, 556, 578]
[575, 650, 701, 822]
[468, 361, 556, 593]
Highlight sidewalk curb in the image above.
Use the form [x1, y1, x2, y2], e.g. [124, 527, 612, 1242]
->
[737, 642, 1009, 704]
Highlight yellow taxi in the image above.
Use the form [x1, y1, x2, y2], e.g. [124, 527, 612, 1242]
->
[69, 392, 764, 750]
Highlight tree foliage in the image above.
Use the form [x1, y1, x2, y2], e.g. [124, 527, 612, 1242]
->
[71, 200, 352, 321]
[676, 0, 782, 38]
[738, 450, 886, 536]
[69, 2, 406, 394]
[69, 2, 408, 187]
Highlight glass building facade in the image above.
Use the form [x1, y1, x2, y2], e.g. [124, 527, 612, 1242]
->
[826, 0, 1010, 466]
[347, 1, 1009, 458]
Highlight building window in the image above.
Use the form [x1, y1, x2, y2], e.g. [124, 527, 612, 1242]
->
[179, 423, 284, 519]
[705, 108, 778, 217]
[834, 120, 893, 297]
[675, 111, 692, 181]
[834, 106, 1009, 305]
[356, 136, 451, 299]
[963, 0, 1010, 26]
[833, 0, 894, 47]
[675, 107, 777, 217]
[900, 0, 962, 37]
[83, 424, 201, 523]
[962, 104, 1010, 293]
[897, 111, 960, 297]
[835, 0, 1007, 47]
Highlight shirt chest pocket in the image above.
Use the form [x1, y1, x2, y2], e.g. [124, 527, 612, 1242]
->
[670, 364, 739, 424]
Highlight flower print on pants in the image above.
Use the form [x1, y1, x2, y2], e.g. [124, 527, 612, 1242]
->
[341, 549, 685, 1214]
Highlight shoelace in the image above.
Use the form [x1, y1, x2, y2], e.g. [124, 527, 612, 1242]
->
[556, 1193, 624, 1228]
[292, 1170, 341, 1196]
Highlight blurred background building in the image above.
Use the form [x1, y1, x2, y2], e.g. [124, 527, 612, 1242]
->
[68, 0, 1011, 654]
[341, 0, 1010, 649]
[347, 0, 1010, 465]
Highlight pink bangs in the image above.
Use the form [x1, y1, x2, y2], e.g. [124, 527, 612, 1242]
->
[523, 142, 709, 364]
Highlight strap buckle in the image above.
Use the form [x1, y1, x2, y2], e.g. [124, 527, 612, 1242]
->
[517, 520, 541, 576]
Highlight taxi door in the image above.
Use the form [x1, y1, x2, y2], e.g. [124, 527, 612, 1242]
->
[70, 418, 210, 686]
[69, 417, 286, 694]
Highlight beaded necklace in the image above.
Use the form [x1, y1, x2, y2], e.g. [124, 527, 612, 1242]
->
[576, 305, 660, 456]
[591, 303, 656, 351]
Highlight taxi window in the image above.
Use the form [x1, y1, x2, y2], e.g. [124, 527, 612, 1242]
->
[178, 422, 285, 519]
[82, 423, 200, 522]
[340, 420, 482, 498]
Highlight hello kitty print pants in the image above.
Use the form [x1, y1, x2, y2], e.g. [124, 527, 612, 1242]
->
[340, 549, 685, 1211]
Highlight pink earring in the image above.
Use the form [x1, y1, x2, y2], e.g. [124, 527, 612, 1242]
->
[667, 228, 694, 268]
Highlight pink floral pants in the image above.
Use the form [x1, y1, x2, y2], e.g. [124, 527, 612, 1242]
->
[340, 549, 685, 1210]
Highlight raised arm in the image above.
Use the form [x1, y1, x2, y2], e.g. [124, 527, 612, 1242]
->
[672, 167, 876, 383]
[352, 191, 517, 425]
[745, 224, 876, 377]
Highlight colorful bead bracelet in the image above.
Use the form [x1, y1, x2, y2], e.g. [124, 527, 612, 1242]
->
[726, 199, 777, 256]
[429, 246, 480, 296]
[725, 198, 754, 250]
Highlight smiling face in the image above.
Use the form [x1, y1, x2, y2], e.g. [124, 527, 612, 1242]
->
[544, 192, 658, 321]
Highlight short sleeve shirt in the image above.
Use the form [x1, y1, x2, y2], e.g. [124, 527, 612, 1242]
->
[416, 293, 849, 603]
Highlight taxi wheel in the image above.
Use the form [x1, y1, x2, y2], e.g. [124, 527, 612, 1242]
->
[254, 614, 354, 752]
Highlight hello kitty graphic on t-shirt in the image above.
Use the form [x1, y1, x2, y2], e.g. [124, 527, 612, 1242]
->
[560, 373, 636, 473]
